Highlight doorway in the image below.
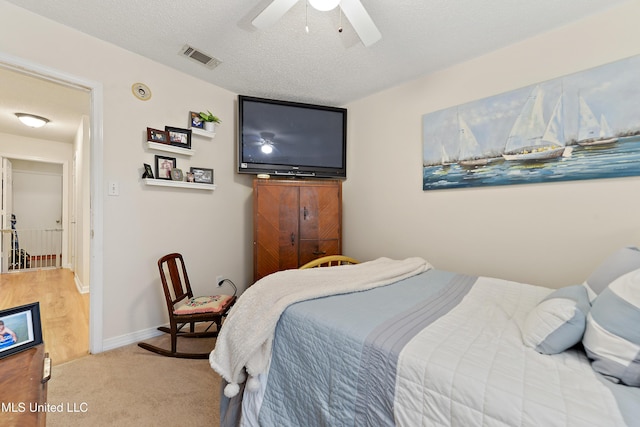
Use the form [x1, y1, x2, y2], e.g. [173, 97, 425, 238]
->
[0, 52, 104, 356]
[1, 159, 64, 272]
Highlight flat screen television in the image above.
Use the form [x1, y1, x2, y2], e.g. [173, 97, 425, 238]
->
[237, 95, 347, 178]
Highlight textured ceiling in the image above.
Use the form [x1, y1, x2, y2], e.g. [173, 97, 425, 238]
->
[0, 0, 630, 144]
[5, 0, 629, 107]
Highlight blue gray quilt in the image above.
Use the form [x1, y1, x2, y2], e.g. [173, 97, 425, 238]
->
[222, 269, 640, 426]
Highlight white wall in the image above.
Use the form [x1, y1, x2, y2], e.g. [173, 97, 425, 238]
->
[11, 160, 63, 230]
[0, 1, 254, 348]
[0, 132, 73, 162]
[344, 2, 640, 288]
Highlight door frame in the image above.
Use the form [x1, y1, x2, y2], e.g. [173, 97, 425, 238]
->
[0, 52, 105, 354]
[1, 157, 13, 273]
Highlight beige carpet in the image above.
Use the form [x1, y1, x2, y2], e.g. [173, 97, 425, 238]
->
[47, 334, 221, 426]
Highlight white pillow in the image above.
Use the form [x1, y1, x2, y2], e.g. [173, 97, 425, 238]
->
[583, 246, 640, 301]
[523, 285, 590, 355]
[583, 268, 640, 386]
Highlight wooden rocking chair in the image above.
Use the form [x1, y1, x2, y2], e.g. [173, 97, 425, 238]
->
[138, 253, 236, 359]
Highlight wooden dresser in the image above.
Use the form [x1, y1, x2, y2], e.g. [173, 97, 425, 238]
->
[0, 344, 49, 427]
[253, 178, 342, 281]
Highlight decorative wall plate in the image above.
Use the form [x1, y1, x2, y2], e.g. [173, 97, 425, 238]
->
[131, 83, 152, 101]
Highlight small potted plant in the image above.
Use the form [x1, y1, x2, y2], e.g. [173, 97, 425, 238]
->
[199, 111, 221, 132]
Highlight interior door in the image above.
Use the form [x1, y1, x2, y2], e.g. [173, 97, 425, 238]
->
[1, 157, 13, 272]
[13, 170, 63, 229]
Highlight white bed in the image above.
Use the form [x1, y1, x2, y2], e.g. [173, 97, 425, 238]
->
[210, 249, 640, 426]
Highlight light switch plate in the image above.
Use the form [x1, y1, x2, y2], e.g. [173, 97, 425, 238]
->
[108, 181, 119, 196]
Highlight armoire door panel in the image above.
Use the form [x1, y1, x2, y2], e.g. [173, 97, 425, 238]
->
[253, 183, 299, 281]
[299, 185, 341, 240]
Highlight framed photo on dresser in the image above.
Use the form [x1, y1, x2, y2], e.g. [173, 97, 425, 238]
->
[0, 302, 43, 359]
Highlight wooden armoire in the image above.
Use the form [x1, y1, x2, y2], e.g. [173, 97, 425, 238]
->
[253, 178, 342, 282]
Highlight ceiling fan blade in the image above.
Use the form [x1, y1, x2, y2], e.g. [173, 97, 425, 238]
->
[252, 0, 300, 29]
[339, 0, 381, 47]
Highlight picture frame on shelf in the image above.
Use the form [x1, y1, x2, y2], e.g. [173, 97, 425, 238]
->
[0, 302, 43, 360]
[147, 127, 169, 144]
[186, 172, 195, 182]
[165, 126, 192, 149]
[170, 168, 184, 181]
[142, 163, 154, 179]
[189, 111, 204, 129]
[190, 167, 214, 184]
[155, 155, 176, 180]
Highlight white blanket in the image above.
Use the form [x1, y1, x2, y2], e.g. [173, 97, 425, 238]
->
[209, 257, 430, 397]
[394, 277, 630, 426]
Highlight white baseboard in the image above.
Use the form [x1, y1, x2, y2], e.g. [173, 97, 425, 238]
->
[74, 273, 90, 294]
[101, 325, 165, 352]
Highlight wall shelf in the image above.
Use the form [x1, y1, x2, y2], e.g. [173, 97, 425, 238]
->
[191, 128, 216, 139]
[147, 141, 194, 156]
[143, 178, 216, 191]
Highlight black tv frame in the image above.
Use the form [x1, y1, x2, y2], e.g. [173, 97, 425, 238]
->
[237, 95, 347, 179]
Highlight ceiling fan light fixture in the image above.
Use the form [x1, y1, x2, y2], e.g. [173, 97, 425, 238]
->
[308, 0, 341, 12]
[15, 113, 50, 128]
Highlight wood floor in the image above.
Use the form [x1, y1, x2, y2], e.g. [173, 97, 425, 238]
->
[0, 268, 89, 366]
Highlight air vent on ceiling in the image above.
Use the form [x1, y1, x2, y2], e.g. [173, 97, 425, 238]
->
[180, 45, 222, 70]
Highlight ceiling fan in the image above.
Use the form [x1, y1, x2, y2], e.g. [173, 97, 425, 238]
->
[252, 0, 382, 47]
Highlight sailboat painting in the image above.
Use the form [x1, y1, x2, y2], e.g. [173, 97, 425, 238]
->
[577, 96, 619, 146]
[422, 54, 640, 190]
